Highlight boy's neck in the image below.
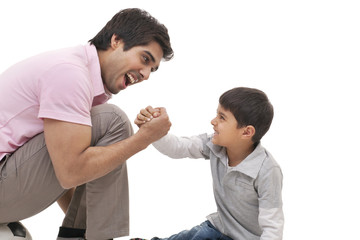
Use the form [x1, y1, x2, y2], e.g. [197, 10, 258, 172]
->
[227, 143, 255, 167]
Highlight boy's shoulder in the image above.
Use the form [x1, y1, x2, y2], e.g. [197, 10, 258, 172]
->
[237, 144, 281, 180]
[256, 145, 283, 183]
[261, 146, 281, 170]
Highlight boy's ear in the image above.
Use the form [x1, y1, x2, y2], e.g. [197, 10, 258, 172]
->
[242, 125, 255, 139]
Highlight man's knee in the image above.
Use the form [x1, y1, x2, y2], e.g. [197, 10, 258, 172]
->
[90, 104, 133, 146]
[102, 104, 133, 137]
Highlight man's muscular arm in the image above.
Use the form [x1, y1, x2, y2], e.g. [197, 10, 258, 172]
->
[44, 107, 171, 189]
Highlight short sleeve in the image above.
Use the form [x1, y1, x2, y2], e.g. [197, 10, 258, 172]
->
[38, 63, 93, 126]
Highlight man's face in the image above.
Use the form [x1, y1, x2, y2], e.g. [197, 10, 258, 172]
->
[101, 38, 164, 94]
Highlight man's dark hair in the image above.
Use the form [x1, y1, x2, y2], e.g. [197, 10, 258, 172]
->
[89, 8, 174, 61]
[219, 87, 274, 144]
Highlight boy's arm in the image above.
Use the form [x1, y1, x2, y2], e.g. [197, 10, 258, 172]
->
[258, 206, 284, 240]
[153, 134, 206, 159]
[257, 166, 284, 240]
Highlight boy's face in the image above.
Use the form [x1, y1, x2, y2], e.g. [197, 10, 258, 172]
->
[101, 37, 163, 94]
[211, 104, 244, 147]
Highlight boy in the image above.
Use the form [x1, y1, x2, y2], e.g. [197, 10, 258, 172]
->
[134, 87, 284, 239]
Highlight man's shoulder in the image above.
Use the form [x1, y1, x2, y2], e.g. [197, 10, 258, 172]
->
[39, 45, 90, 68]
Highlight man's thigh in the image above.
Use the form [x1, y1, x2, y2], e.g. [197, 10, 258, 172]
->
[0, 132, 65, 223]
[62, 104, 133, 239]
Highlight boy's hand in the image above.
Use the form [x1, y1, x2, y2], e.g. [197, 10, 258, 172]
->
[134, 105, 161, 127]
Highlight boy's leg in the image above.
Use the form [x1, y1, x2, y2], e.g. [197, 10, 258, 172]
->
[60, 104, 132, 240]
[149, 221, 233, 240]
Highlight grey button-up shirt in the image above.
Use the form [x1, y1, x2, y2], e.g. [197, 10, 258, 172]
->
[153, 133, 284, 240]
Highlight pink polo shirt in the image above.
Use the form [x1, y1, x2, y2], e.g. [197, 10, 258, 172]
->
[0, 44, 110, 160]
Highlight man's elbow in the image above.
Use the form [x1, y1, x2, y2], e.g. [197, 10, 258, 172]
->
[51, 155, 87, 189]
[55, 170, 81, 189]
[58, 179, 77, 190]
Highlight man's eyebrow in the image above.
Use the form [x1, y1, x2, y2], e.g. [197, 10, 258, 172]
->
[144, 51, 156, 62]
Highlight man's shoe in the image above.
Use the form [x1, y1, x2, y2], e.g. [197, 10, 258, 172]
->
[57, 226, 85, 239]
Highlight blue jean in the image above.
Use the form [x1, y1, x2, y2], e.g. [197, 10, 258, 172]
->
[151, 221, 233, 240]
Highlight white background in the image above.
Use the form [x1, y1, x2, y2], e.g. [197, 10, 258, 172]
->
[1, 0, 359, 239]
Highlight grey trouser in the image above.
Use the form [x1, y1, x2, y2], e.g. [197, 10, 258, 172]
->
[0, 104, 132, 239]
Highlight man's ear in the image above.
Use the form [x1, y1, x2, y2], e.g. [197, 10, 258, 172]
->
[242, 125, 255, 140]
[110, 34, 123, 49]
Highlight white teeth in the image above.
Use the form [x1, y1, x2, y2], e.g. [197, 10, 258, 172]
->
[126, 73, 137, 84]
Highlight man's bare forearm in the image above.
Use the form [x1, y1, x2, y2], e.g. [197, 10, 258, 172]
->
[45, 108, 171, 189]
[61, 132, 150, 188]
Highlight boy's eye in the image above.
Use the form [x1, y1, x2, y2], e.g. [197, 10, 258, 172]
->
[217, 113, 225, 120]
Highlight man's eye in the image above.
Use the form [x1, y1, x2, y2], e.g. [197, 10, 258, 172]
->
[143, 56, 149, 63]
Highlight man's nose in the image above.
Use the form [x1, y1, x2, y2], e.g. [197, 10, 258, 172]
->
[139, 67, 151, 81]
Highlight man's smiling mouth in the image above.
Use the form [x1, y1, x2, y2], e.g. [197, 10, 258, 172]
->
[125, 73, 139, 86]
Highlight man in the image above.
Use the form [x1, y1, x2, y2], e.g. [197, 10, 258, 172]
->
[0, 8, 173, 240]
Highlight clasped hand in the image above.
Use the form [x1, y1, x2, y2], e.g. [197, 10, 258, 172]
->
[134, 106, 171, 142]
[134, 105, 163, 127]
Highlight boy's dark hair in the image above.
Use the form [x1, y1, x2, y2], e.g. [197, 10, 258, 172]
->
[89, 8, 174, 61]
[219, 87, 274, 144]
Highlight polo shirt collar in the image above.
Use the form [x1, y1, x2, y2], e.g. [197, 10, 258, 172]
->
[234, 144, 267, 179]
[206, 140, 227, 160]
[207, 141, 267, 179]
[85, 44, 111, 102]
